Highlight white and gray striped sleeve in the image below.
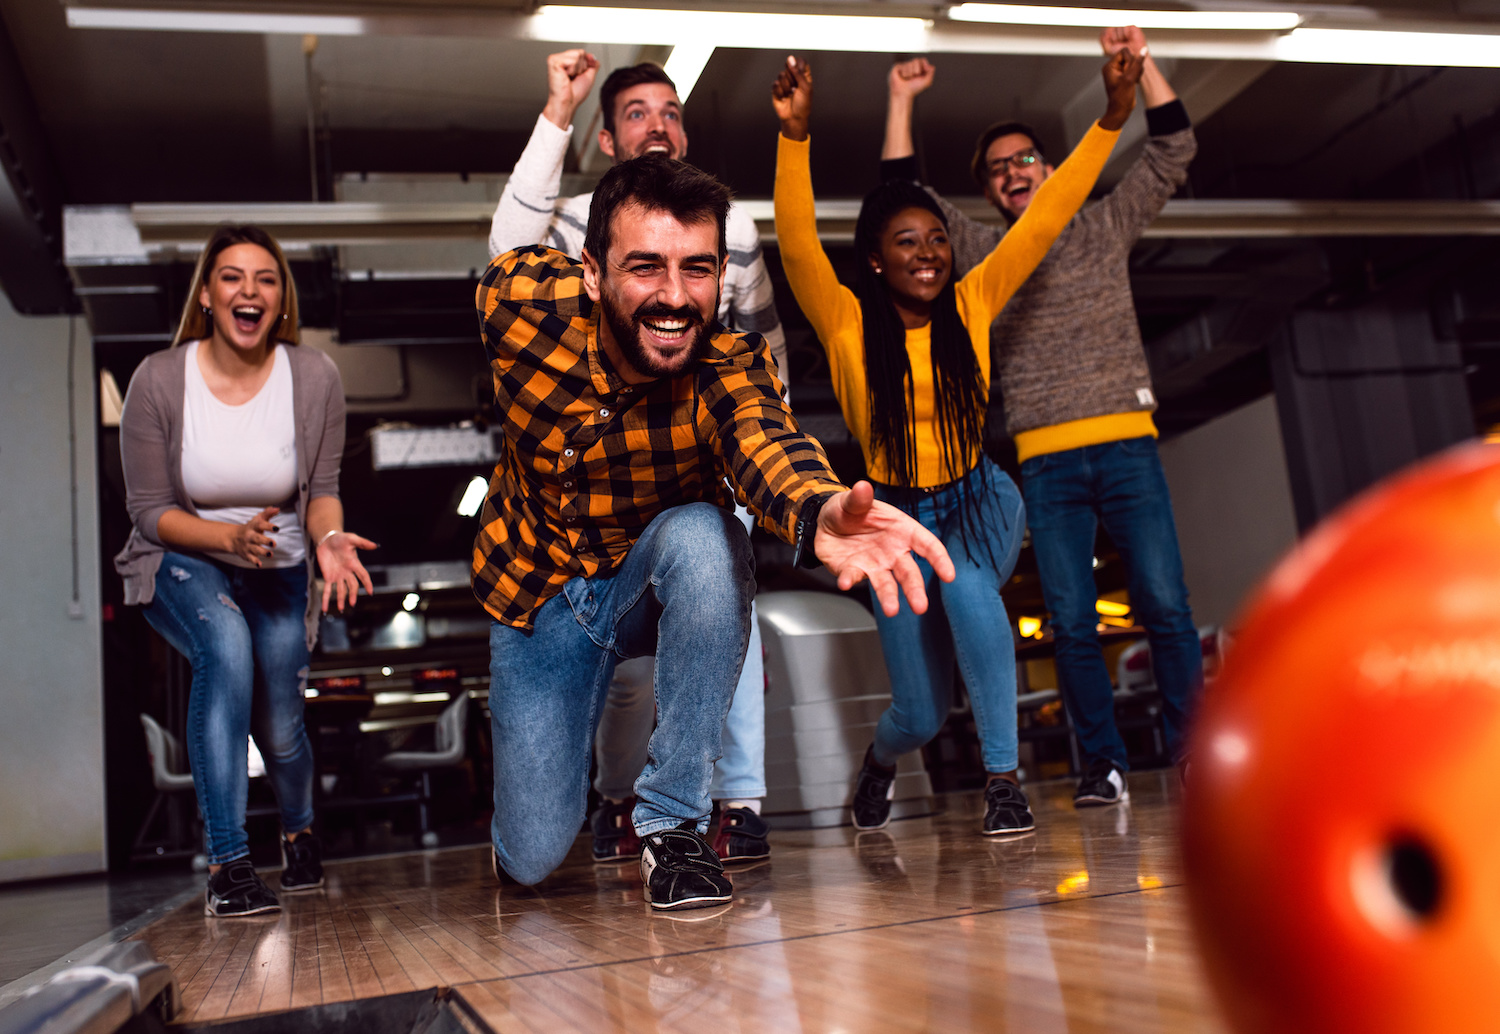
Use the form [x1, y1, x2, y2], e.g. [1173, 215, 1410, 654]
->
[722, 203, 788, 388]
[489, 114, 574, 260]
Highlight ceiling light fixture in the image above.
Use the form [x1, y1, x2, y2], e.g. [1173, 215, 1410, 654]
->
[66, 6, 365, 34]
[947, 4, 1301, 31]
[663, 42, 716, 102]
[529, 6, 930, 51]
[456, 475, 488, 518]
[1276, 27, 1500, 68]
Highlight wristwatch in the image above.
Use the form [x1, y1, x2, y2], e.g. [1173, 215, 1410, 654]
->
[790, 495, 830, 570]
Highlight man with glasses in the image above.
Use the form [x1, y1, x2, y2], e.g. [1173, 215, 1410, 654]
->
[880, 26, 1201, 807]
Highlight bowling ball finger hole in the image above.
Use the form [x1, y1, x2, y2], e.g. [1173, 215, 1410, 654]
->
[1386, 838, 1442, 920]
[1354, 835, 1444, 936]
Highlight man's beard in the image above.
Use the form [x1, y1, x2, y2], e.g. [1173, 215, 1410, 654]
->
[599, 290, 716, 380]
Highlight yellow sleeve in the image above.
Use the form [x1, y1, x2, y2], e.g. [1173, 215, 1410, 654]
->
[957, 121, 1121, 328]
[773, 134, 865, 394]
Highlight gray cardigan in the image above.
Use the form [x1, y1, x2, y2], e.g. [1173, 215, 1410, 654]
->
[114, 342, 346, 648]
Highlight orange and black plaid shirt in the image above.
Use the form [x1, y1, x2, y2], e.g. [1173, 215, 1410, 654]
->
[471, 246, 845, 629]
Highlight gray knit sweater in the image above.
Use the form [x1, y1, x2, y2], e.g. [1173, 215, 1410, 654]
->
[885, 103, 1195, 441]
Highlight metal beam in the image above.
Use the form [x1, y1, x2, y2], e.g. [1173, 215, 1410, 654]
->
[61, 197, 1500, 270]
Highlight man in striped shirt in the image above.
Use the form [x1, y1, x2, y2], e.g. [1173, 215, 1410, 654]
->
[490, 50, 788, 866]
[474, 155, 952, 910]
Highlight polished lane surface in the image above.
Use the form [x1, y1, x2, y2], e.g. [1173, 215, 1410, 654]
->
[132, 771, 1226, 1032]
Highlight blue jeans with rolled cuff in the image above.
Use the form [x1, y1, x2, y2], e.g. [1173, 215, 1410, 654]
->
[141, 551, 315, 866]
[487, 503, 754, 885]
[869, 457, 1027, 775]
[1020, 436, 1202, 770]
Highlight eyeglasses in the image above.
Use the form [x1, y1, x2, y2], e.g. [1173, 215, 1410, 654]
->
[987, 149, 1041, 175]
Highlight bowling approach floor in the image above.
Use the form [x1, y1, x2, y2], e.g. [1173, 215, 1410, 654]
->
[128, 771, 1225, 1033]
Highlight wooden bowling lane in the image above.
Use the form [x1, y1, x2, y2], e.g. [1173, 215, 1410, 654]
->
[131, 772, 1226, 1032]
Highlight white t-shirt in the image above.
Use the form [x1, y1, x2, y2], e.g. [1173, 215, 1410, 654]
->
[181, 341, 306, 569]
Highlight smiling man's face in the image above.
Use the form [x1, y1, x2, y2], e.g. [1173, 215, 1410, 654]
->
[600, 83, 688, 163]
[583, 202, 723, 383]
[983, 131, 1054, 220]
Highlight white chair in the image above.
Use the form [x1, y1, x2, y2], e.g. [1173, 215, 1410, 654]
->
[376, 694, 469, 848]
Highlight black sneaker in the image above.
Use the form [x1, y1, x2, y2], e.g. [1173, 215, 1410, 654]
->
[640, 822, 733, 911]
[851, 746, 896, 831]
[204, 858, 280, 917]
[280, 832, 324, 891]
[982, 779, 1035, 836]
[1074, 757, 1129, 807]
[712, 806, 771, 865]
[591, 796, 643, 864]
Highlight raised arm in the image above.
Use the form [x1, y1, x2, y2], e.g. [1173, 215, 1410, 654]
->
[881, 57, 934, 162]
[771, 57, 860, 358]
[1096, 26, 1197, 241]
[958, 47, 1140, 323]
[489, 49, 599, 260]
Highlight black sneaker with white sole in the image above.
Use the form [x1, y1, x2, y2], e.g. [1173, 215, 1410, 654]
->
[280, 832, 324, 891]
[590, 796, 642, 864]
[1074, 757, 1129, 807]
[713, 806, 771, 864]
[982, 779, 1035, 835]
[205, 858, 280, 917]
[851, 745, 896, 831]
[640, 822, 733, 911]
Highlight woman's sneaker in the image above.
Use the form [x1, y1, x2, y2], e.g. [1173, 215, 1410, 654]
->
[205, 858, 280, 917]
[1074, 757, 1129, 807]
[713, 806, 771, 864]
[851, 746, 896, 831]
[591, 797, 643, 863]
[640, 823, 733, 911]
[280, 832, 324, 891]
[982, 779, 1035, 836]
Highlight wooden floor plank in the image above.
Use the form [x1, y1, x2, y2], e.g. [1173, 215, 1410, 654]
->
[131, 771, 1225, 1032]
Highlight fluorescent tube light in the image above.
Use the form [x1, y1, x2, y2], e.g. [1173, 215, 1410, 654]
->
[1276, 27, 1500, 68]
[66, 7, 366, 34]
[948, 4, 1301, 31]
[663, 42, 715, 103]
[530, 6, 930, 52]
[457, 475, 488, 518]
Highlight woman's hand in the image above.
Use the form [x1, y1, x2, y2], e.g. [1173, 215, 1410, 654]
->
[316, 531, 378, 613]
[1098, 46, 1145, 131]
[772, 55, 813, 142]
[225, 506, 280, 566]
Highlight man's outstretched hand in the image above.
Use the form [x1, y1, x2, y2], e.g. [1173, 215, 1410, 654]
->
[813, 482, 955, 617]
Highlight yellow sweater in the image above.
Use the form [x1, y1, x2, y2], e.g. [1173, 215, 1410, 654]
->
[774, 123, 1120, 486]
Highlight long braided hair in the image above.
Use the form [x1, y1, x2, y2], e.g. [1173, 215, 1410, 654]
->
[853, 180, 995, 558]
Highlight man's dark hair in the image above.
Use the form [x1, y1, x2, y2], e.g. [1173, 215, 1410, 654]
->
[969, 121, 1046, 189]
[584, 154, 731, 266]
[599, 62, 678, 136]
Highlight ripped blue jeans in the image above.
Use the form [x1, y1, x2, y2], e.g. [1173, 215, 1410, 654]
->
[142, 551, 314, 865]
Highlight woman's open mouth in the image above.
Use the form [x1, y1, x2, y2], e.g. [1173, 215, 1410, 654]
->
[232, 306, 265, 333]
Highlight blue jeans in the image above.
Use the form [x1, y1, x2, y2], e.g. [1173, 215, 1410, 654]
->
[487, 503, 754, 885]
[142, 551, 314, 865]
[592, 503, 766, 802]
[870, 458, 1026, 774]
[1020, 436, 1202, 769]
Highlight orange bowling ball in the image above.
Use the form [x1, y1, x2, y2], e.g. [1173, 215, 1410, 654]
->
[1183, 442, 1500, 1034]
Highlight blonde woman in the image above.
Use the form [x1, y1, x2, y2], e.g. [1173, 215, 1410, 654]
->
[116, 225, 373, 916]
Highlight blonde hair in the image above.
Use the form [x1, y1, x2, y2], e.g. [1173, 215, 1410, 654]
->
[172, 224, 300, 347]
